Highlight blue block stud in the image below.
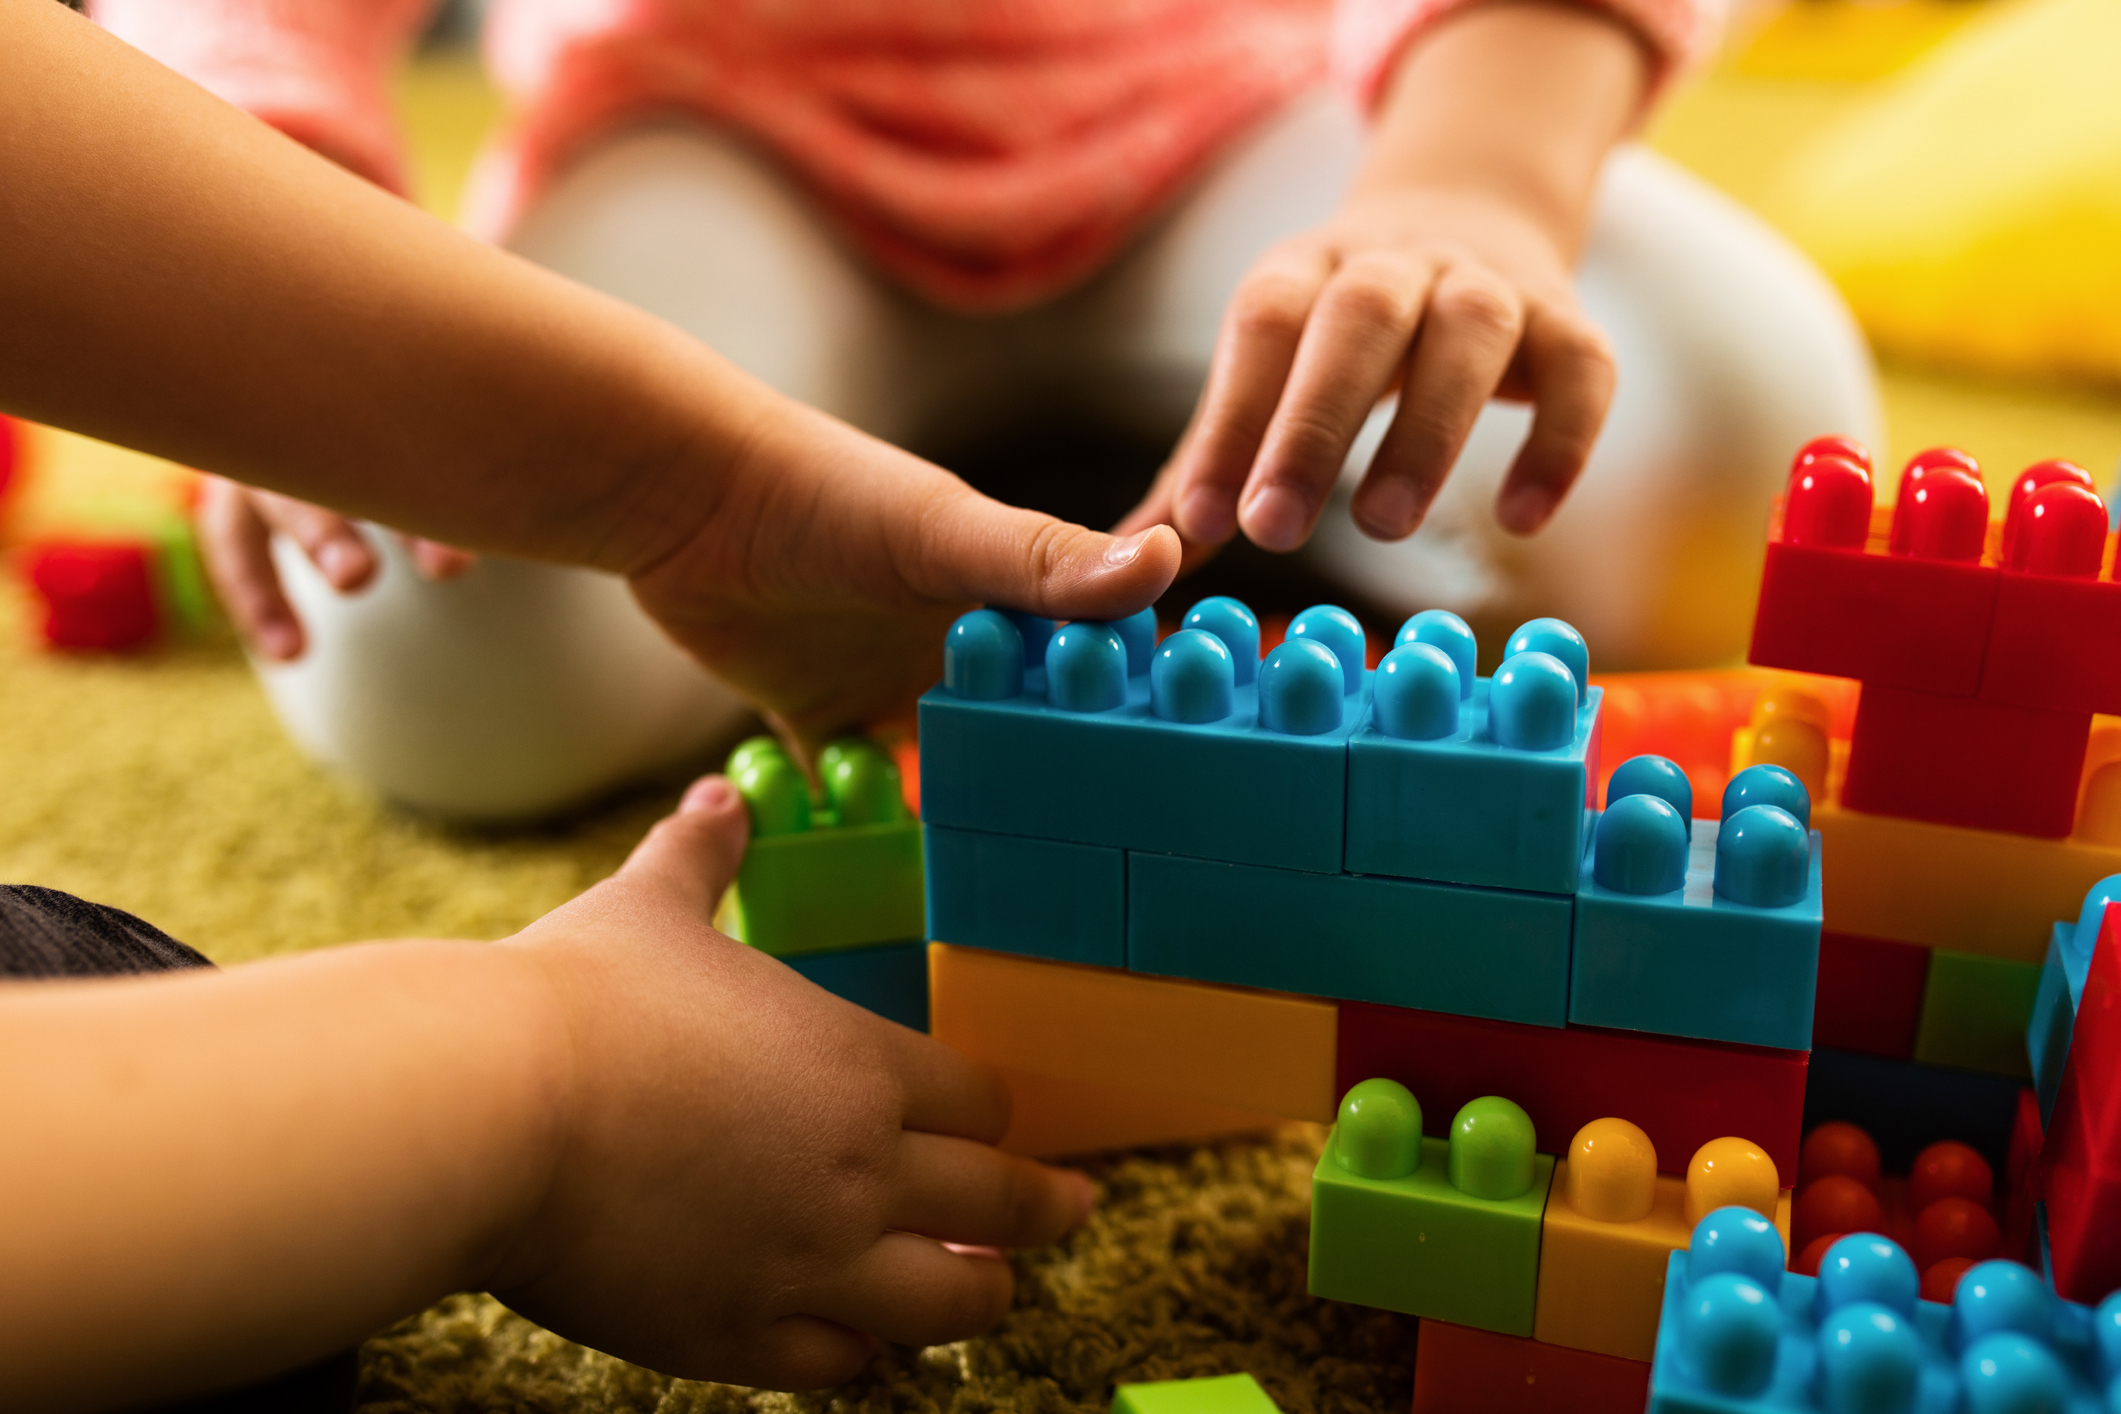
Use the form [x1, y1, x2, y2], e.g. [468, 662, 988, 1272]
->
[1151, 629, 1235, 725]
[1372, 643, 1461, 741]
[1687, 1206, 1787, 1290]
[1815, 1303, 1922, 1414]
[1259, 638, 1345, 736]
[1677, 1272, 1781, 1398]
[1506, 617, 1590, 706]
[1715, 804, 1811, 908]
[944, 609, 1025, 702]
[1723, 763, 1813, 829]
[1609, 753, 1695, 820]
[1114, 606, 1159, 676]
[1183, 596, 1260, 684]
[1951, 1261, 2051, 1347]
[1288, 604, 1366, 694]
[2072, 873, 2121, 955]
[1398, 609, 1476, 699]
[1961, 1334, 2070, 1413]
[2094, 1290, 2121, 1369]
[1000, 610, 1057, 668]
[1490, 651, 1579, 750]
[1046, 621, 1129, 712]
[1816, 1234, 1919, 1318]
[1594, 793, 1690, 894]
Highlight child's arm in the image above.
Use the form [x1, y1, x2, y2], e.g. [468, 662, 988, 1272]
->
[1120, 0, 1653, 562]
[0, 0, 1178, 747]
[0, 779, 1089, 1410]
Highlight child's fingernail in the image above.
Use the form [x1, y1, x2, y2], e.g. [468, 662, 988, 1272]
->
[258, 623, 299, 660]
[318, 540, 364, 585]
[680, 776, 739, 815]
[1358, 481, 1420, 539]
[1104, 529, 1152, 567]
[1498, 484, 1558, 534]
[943, 1242, 1007, 1260]
[1241, 485, 1308, 550]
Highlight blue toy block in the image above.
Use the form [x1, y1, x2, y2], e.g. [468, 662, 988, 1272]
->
[1569, 778, 1822, 1050]
[2028, 877, 2121, 1124]
[1127, 850, 1572, 1025]
[922, 824, 1125, 968]
[782, 939, 929, 1031]
[1648, 1213, 2116, 1414]
[1802, 1047, 2023, 1176]
[1344, 672, 1601, 895]
[920, 604, 1367, 873]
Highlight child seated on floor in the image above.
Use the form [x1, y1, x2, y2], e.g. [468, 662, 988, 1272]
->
[106, 0, 1880, 820]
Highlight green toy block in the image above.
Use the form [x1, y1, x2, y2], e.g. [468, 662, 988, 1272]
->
[1912, 946, 2042, 1078]
[723, 735, 925, 955]
[1308, 1081, 1553, 1335]
[1111, 1374, 1281, 1414]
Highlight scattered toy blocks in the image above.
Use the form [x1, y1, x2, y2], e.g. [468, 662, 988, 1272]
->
[723, 736, 923, 956]
[784, 940, 928, 1031]
[1910, 947, 2040, 1079]
[1112, 1373, 1281, 1414]
[2040, 897, 2121, 1303]
[1412, 1319, 1650, 1414]
[923, 824, 1125, 967]
[927, 944, 1338, 1122]
[21, 540, 159, 650]
[1127, 851, 1572, 1025]
[1309, 1080, 1554, 1334]
[1812, 930, 1929, 1059]
[1337, 999, 1808, 1179]
[1841, 684, 2091, 839]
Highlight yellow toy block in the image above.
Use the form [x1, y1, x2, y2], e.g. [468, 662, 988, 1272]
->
[990, 1065, 1286, 1158]
[1533, 1119, 1793, 1361]
[929, 944, 1338, 1123]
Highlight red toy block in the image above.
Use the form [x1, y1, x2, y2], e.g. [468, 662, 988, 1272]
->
[0, 413, 19, 505]
[1411, 1319, 1649, 1414]
[1841, 684, 2090, 837]
[1812, 931, 1929, 1059]
[2003, 1086, 2043, 1266]
[21, 541, 160, 651]
[1337, 1000, 1807, 1179]
[1980, 573, 2121, 719]
[2040, 904, 2121, 1302]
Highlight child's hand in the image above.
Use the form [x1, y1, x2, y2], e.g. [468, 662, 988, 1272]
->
[1118, 1, 1646, 566]
[490, 775, 1093, 1387]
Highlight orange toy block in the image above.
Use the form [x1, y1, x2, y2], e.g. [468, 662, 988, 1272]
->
[1411, 1319, 1649, 1414]
[1533, 1120, 1793, 1361]
[929, 944, 1339, 1123]
[990, 1066, 1286, 1158]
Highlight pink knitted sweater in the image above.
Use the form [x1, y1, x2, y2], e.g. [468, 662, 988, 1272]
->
[91, 0, 1720, 310]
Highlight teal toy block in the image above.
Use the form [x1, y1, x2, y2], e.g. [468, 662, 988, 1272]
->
[1110, 1374, 1281, 1414]
[1127, 851, 1572, 1025]
[782, 939, 928, 1031]
[725, 736, 924, 956]
[1346, 674, 1602, 895]
[2029, 878, 2121, 1123]
[1648, 1212, 2116, 1414]
[919, 604, 1367, 873]
[923, 824, 1124, 967]
[1569, 766, 1821, 1049]
[1308, 1081, 1554, 1334]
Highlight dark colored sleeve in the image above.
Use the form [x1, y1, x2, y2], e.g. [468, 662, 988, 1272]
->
[0, 885, 214, 978]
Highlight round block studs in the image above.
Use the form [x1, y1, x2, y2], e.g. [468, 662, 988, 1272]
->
[1150, 629, 1236, 725]
[1396, 609, 1476, 698]
[1714, 804, 1811, 908]
[1046, 621, 1129, 713]
[1113, 606, 1159, 676]
[1289, 604, 1366, 695]
[819, 738, 907, 825]
[1564, 1117, 1657, 1223]
[1490, 651, 1579, 751]
[943, 609, 1026, 701]
[1372, 643, 1461, 740]
[1333, 1077, 1423, 1180]
[1686, 1206, 1787, 1291]
[1259, 639, 1345, 736]
[1504, 618, 1589, 705]
[1687, 1137, 1781, 1227]
[1608, 753, 1694, 820]
[1723, 762, 1812, 828]
[1447, 1095, 1537, 1201]
[1815, 1303, 1922, 1414]
[1594, 793, 1689, 895]
[1959, 1334, 2070, 1414]
[1952, 1262, 2052, 1349]
[1816, 1235, 1920, 1319]
[1678, 1273, 1781, 1398]
[1182, 596, 1260, 684]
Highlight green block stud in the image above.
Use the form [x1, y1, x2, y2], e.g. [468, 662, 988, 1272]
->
[1912, 947, 2042, 1079]
[724, 736, 924, 955]
[1308, 1080, 1553, 1334]
[1112, 1374, 1282, 1414]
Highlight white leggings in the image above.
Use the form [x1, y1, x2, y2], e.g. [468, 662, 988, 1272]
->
[259, 93, 1881, 820]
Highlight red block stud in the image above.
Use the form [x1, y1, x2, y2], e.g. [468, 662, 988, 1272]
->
[1921, 1256, 1979, 1303]
[1890, 464, 1989, 562]
[2039, 904, 2121, 1302]
[22, 541, 160, 651]
[1911, 1195, 2001, 1269]
[1903, 445, 1982, 483]
[2004, 481, 2107, 577]
[1794, 1174, 1883, 1251]
[1795, 434, 1874, 474]
[2001, 460, 2097, 566]
[1909, 1139, 1995, 1211]
[1798, 1120, 1883, 1191]
[1785, 454, 1874, 549]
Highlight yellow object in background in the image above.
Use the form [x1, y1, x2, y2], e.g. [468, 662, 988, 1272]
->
[1735, 0, 1986, 83]
[1772, 0, 2121, 385]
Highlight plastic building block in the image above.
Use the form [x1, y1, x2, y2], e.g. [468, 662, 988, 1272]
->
[1535, 1118, 1789, 1361]
[1344, 612, 1602, 894]
[1976, 472, 2121, 715]
[1649, 1218, 2116, 1414]
[1337, 1000, 1808, 1179]
[1803, 1047, 2024, 1176]
[0, 413, 19, 506]
[2040, 900, 2121, 1303]
[927, 944, 1338, 1122]
[783, 940, 928, 1031]
[1910, 948, 2041, 1079]
[1841, 684, 2091, 839]
[923, 824, 1124, 967]
[723, 736, 924, 956]
[1126, 851, 1572, 1025]
[1812, 931, 1929, 1059]
[2029, 881, 2120, 1121]
[989, 1062, 1282, 1157]
[1412, 1318, 1650, 1414]
[21, 540, 159, 650]
[2003, 1090, 2044, 1267]
[1111, 1374, 1280, 1414]
[1308, 1080, 1555, 1333]
[1569, 764, 1822, 1050]
[919, 603, 1365, 873]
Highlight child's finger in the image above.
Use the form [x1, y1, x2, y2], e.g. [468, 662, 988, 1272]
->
[251, 493, 378, 593]
[1237, 250, 1436, 552]
[737, 1314, 877, 1391]
[400, 536, 477, 581]
[1354, 264, 1526, 541]
[1494, 301, 1616, 535]
[194, 478, 305, 661]
[884, 1027, 1014, 1143]
[809, 1231, 1017, 1348]
[901, 483, 1182, 627]
[612, 776, 751, 918]
[885, 1130, 1094, 1248]
[1165, 246, 1335, 548]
